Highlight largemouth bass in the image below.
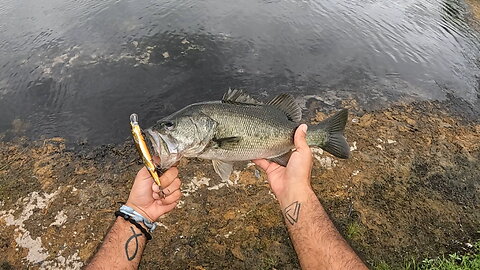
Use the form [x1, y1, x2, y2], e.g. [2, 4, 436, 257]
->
[145, 89, 350, 181]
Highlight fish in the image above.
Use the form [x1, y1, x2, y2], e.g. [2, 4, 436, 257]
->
[145, 89, 350, 181]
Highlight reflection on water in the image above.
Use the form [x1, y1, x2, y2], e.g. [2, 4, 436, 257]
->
[0, 0, 478, 144]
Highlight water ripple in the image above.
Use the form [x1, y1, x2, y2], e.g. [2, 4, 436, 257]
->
[0, 0, 478, 144]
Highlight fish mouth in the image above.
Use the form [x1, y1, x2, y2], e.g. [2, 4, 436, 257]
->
[144, 128, 182, 169]
[145, 128, 179, 153]
[144, 128, 164, 161]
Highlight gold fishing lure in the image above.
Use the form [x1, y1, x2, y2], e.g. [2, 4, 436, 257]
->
[130, 113, 162, 186]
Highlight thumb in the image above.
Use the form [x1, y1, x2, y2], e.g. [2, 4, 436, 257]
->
[294, 124, 309, 151]
[137, 166, 153, 181]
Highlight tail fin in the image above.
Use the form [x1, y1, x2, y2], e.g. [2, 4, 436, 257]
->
[308, 109, 350, 159]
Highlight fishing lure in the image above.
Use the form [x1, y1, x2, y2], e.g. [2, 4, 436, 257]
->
[130, 113, 162, 186]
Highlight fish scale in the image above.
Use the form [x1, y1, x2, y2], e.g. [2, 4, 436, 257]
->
[200, 103, 296, 160]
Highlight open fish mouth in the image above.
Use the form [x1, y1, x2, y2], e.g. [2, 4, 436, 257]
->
[144, 128, 164, 160]
[145, 128, 183, 169]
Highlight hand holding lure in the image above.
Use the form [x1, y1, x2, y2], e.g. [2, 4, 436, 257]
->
[130, 113, 162, 186]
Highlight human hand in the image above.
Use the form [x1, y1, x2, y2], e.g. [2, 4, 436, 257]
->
[253, 124, 313, 207]
[126, 166, 182, 222]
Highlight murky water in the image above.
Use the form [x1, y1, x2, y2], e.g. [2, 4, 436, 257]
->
[0, 0, 478, 144]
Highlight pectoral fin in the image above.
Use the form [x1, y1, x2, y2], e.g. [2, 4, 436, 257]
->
[212, 136, 241, 150]
[269, 151, 293, 167]
[212, 160, 234, 182]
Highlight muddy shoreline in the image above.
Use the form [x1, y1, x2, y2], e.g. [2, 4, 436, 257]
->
[0, 99, 479, 269]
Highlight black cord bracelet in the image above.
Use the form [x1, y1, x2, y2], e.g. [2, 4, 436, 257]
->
[115, 211, 153, 240]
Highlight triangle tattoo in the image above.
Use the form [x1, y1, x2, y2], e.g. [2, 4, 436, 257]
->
[284, 201, 301, 225]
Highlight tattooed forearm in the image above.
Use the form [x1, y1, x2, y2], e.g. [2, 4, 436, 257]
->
[284, 201, 301, 225]
[85, 218, 148, 269]
[125, 227, 142, 261]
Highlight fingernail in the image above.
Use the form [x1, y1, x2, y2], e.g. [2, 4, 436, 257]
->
[301, 124, 308, 133]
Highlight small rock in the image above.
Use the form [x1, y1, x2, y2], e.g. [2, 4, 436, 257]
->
[231, 246, 246, 261]
[359, 114, 376, 127]
[223, 210, 236, 220]
[245, 225, 259, 234]
[74, 167, 95, 175]
[238, 170, 257, 185]
[162, 52, 170, 58]
[210, 243, 226, 256]
[398, 125, 409, 132]
[383, 111, 394, 120]
[405, 117, 416, 125]
[350, 141, 357, 151]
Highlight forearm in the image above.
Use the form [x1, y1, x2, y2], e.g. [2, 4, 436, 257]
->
[86, 217, 148, 269]
[279, 188, 367, 270]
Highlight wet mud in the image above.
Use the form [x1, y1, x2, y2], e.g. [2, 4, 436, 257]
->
[0, 99, 479, 269]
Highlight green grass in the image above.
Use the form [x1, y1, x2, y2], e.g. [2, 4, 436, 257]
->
[374, 241, 480, 270]
[346, 222, 363, 239]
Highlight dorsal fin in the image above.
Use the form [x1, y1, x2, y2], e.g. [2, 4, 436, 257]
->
[222, 89, 263, 105]
[267, 94, 302, 122]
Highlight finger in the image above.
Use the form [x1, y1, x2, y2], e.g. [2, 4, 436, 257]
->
[162, 178, 181, 196]
[159, 167, 178, 188]
[152, 191, 161, 200]
[294, 124, 310, 152]
[136, 166, 153, 181]
[160, 190, 182, 205]
[252, 159, 271, 171]
[152, 182, 161, 193]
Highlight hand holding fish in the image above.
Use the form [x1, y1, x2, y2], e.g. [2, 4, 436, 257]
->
[125, 166, 182, 222]
[254, 124, 368, 270]
[87, 93, 361, 269]
[253, 124, 313, 207]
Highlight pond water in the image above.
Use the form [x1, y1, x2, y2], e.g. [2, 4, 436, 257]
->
[0, 0, 478, 144]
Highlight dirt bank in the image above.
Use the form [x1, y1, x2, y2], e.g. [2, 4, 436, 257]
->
[467, 0, 480, 22]
[0, 99, 479, 269]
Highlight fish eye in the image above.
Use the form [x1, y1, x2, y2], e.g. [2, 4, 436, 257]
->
[163, 121, 175, 130]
